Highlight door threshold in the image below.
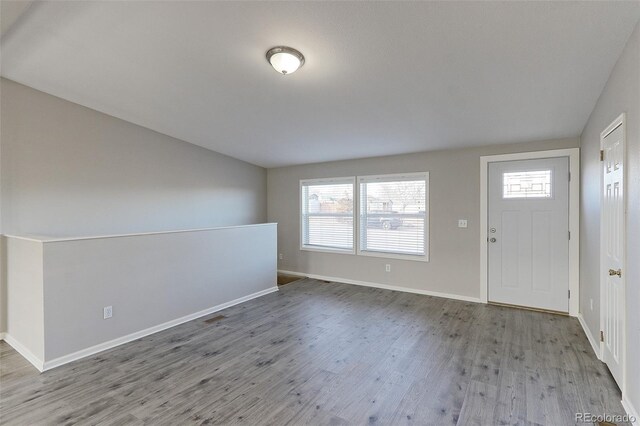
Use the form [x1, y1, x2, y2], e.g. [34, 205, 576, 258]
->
[488, 301, 569, 316]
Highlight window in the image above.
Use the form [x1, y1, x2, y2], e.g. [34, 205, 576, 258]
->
[503, 170, 552, 199]
[300, 178, 355, 252]
[358, 173, 429, 260]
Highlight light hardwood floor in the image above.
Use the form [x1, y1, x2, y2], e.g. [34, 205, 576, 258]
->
[0, 279, 628, 425]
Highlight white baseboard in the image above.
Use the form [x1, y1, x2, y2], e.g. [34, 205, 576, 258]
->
[2, 333, 45, 372]
[622, 395, 640, 426]
[278, 269, 482, 304]
[42, 286, 279, 371]
[577, 313, 602, 360]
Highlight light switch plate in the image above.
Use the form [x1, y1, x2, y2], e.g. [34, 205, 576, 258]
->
[458, 219, 468, 228]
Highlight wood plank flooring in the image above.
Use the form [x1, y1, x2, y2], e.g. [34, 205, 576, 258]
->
[0, 279, 628, 425]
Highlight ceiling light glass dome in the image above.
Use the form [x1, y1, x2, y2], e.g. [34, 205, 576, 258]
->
[266, 46, 305, 75]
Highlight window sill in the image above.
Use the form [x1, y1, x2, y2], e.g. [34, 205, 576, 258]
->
[357, 250, 429, 262]
[300, 246, 356, 255]
[299, 246, 428, 261]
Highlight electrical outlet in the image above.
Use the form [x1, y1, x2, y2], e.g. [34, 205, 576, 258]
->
[590, 299, 593, 311]
[103, 306, 113, 319]
[278, 253, 283, 260]
[385, 264, 391, 272]
[458, 219, 468, 228]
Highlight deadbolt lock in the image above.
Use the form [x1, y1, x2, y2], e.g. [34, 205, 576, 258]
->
[489, 238, 497, 243]
[608, 268, 622, 277]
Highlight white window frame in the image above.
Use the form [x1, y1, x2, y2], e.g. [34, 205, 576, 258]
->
[357, 172, 430, 262]
[299, 177, 356, 254]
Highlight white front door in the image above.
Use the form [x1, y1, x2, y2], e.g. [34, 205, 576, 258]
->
[488, 157, 570, 312]
[601, 118, 625, 388]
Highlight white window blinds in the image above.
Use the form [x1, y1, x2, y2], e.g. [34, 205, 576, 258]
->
[359, 173, 428, 258]
[301, 178, 355, 252]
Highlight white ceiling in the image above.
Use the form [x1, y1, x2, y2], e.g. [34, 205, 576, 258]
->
[2, 1, 639, 168]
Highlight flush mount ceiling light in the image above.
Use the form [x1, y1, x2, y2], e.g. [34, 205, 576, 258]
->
[266, 46, 305, 75]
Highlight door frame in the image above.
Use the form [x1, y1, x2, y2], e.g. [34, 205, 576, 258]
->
[479, 148, 580, 316]
[599, 112, 626, 393]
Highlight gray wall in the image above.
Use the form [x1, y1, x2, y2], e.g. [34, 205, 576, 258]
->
[579, 21, 640, 412]
[268, 137, 579, 300]
[42, 224, 276, 364]
[0, 78, 267, 238]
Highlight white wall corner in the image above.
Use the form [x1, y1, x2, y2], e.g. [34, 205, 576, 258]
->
[2, 333, 45, 372]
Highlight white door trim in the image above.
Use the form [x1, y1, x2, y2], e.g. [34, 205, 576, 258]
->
[480, 148, 580, 316]
[599, 112, 626, 394]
